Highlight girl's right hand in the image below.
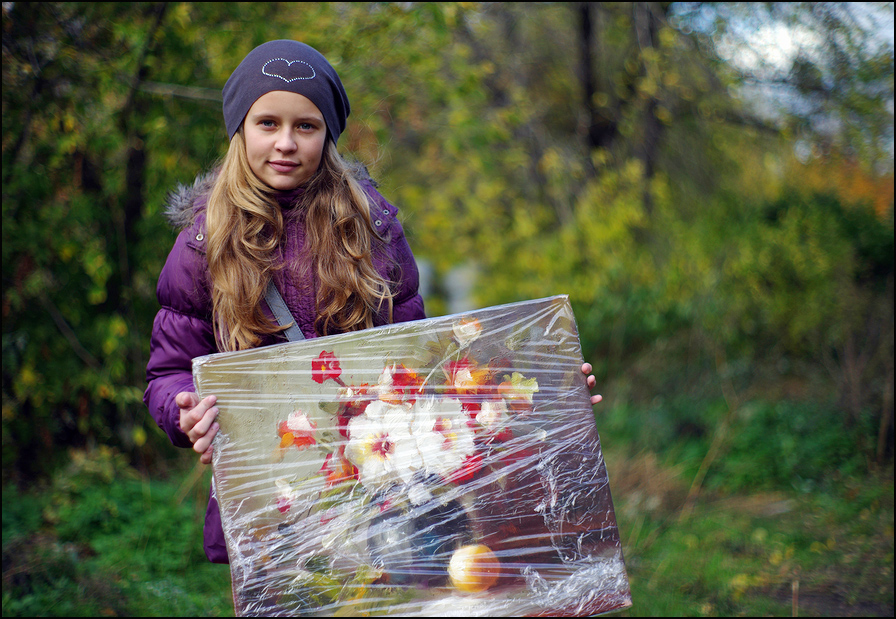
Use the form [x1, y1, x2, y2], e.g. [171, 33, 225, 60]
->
[177, 392, 219, 465]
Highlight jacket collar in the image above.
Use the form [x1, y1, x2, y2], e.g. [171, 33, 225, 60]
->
[164, 171, 217, 230]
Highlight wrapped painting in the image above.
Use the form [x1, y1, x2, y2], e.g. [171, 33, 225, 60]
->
[193, 295, 632, 616]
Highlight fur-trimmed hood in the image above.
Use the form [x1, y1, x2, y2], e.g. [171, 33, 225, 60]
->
[163, 171, 217, 230]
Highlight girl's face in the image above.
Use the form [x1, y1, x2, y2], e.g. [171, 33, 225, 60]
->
[243, 90, 327, 191]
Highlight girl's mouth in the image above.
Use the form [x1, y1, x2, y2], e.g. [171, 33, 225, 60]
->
[269, 160, 299, 173]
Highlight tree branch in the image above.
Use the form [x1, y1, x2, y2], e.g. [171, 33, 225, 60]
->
[40, 294, 101, 370]
[137, 80, 223, 102]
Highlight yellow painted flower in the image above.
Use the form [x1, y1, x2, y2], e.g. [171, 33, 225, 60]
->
[446, 358, 491, 395]
[499, 372, 539, 414]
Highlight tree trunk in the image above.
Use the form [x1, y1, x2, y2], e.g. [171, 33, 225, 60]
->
[578, 2, 618, 155]
[633, 2, 665, 214]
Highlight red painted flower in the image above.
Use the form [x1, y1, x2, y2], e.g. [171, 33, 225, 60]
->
[312, 351, 343, 385]
[277, 410, 317, 450]
[461, 400, 482, 422]
[336, 383, 375, 437]
[377, 363, 425, 404]
[446, 453, 485, 484]
[276, 495, 292, 514]
[319, 447, 359, 487]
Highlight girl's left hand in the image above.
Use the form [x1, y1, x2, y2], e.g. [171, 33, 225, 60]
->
[581, 363, 603, 406]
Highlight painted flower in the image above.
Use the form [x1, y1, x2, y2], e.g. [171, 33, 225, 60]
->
[376, 363, 425, 404]
[499, 372, 539, 414]
[445, 358, 491, 395]
[278, 410, 317, 450]
[461, 400, 482, 422]
[446, 453, 484, 484]
[474, 398, 507, 431]
[312, 351, 343, 385]
[335, 383, 375, 437]
[344, 400, 423, 492]
[275, 478, 298, 514]
[319, 446, 359, 487]
[413, 396, 477, 480]
[406, 480, 435, 506]
[452, 317, 482, 346]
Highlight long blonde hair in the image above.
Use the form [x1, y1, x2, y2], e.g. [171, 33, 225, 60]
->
[205, 131, 393, 351]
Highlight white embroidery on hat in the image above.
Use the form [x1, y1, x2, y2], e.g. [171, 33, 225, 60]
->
[262, 58, 316, 82]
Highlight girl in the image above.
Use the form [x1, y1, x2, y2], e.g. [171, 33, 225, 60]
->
[144, 40, 601, 564]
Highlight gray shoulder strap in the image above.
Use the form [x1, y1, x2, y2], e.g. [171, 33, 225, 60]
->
[264, 280, 305, 341]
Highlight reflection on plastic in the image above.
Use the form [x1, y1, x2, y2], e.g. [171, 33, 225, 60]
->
[193, 296, 632, 616]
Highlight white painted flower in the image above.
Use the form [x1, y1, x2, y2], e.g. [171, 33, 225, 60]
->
[412, 397, 476, 479]
[274, 478, 298, 514]
[375, 364, 396, 393]
[475, 399, 509, 433]
[286, 410, 315, 433]
[407, 481, 434, 505]
[453, 366, 476, 391]
[344, 392, 480, 493]
[344, 400, 423, 492]
[452, 317, 482, 346]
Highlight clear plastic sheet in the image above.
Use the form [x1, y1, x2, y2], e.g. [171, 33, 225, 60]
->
[193, 296, 632, 616]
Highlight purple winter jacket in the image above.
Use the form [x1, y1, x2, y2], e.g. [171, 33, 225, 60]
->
[143, 172, 425, 563]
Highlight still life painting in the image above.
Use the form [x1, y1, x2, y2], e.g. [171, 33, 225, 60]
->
[193, 295, 632, 616]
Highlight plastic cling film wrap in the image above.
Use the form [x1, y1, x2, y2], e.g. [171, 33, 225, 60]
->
[193, 296, 631, 616]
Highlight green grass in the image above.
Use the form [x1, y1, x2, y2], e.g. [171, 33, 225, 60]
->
[603, 444, 894, 617]
[2, 447, 233, 617]
[2, 408, 893, 617]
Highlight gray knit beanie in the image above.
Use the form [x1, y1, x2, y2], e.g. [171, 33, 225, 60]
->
[222, 40, 350, 143]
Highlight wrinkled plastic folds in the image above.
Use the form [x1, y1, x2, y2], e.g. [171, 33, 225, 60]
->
[193, 296, 631, 616]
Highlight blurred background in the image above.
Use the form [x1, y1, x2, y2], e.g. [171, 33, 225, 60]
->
[2, 2, 893, 616]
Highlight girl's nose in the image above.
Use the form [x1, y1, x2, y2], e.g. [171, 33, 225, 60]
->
[275, 131, 297, 153]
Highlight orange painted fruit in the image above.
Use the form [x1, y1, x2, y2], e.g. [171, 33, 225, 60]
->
[447, 544, 501, 592]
